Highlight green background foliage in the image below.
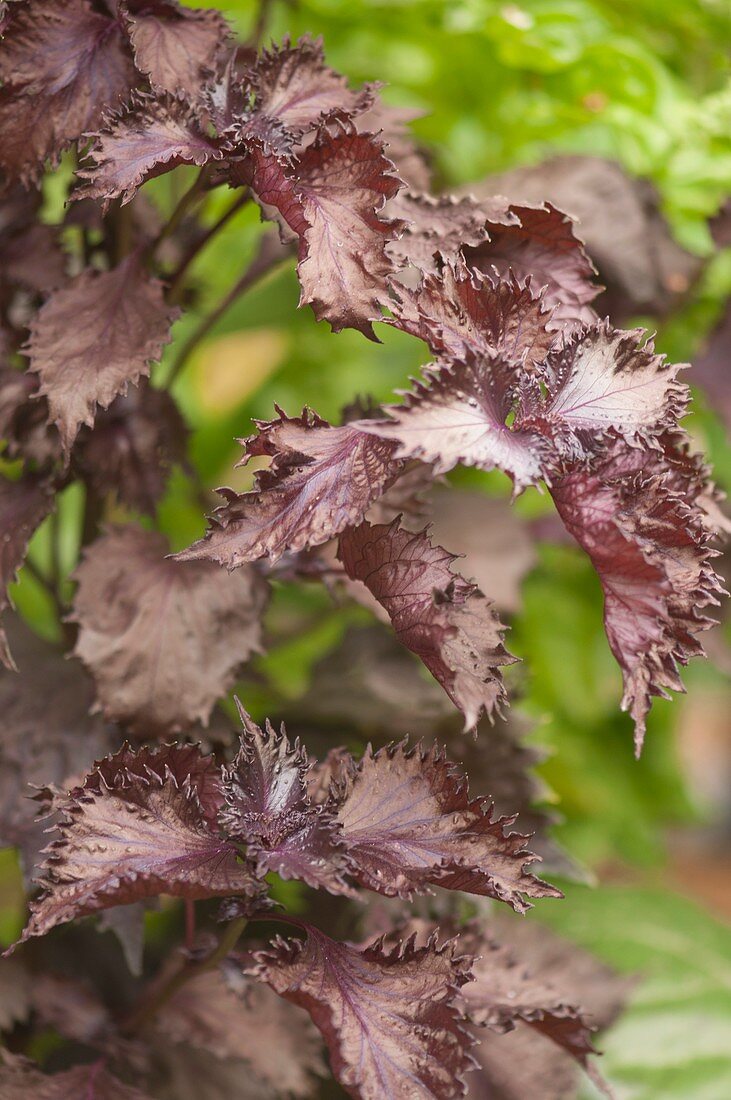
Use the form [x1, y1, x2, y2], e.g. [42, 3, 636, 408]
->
[7, 0, 731, 1094]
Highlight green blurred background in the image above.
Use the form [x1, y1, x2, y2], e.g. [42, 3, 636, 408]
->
[8, 1, 731, 1096]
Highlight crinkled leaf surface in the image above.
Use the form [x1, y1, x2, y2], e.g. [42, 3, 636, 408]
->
[0, 620, 112, 881]
[360, 356, 547, 492]
[0, 0, 135, 182]
[240, 35, 373, 144]
[338, 519, 515, 727]
[219, 702, 351, 893]
[251, 924, 475, 1100]
[77, 96, 223, 207]
[390, 264, 555, 366]
[464, 203, 599, 330]
[333, 741, 559, 910]
[74, 382, 188, 516]
[386, 190, 516, 276]
[12, 743, 258, 948]
[550, 438, 723, 753]
[72, 527, 269, 734]
[157, 966, 325, 1097]
[25, 257, 180, 456]
[124, 0, 229, 97]
[521, 322, 688, 451]
[245, 128, 402, 336]
[178, 409, 400, 567]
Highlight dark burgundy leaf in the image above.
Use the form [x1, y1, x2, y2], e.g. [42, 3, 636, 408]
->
[218, 701, 352, 894]
[460, 917, 631, 1100]
[243, 127, 403, 336]
[0, 1051, 153, 1099]
[11, 743, 259, 948]
[72, 526, 269, 735]
[0, 368, 59, 466]
[359, 356, 548, 492]
[389, 262, 555, 366]
[550, 436, 723, 753]
[333, 741, 559, 910]
[475, 155, 702, 321]
[426, 487, 537, 615]
[239, 35, 374, 146]
[74, 382, 188, 515]
[519, 321, 688, 453]
[251, 924, 475, 1100]
[86, 741, 225, 828]
[0, 0, 135, 183]
[124, 0, 230, 98]
[77, 94, 223, 208]
[387, 190, 517, 277]
[464, 203, 599, 330]
[178, 408, 400, 568]
[0, 187, 67, 293]
[25, 256, 180, 456]
[355, 100, 431, 191]
[0, 473, 54, 669]
[157, 966, 325, 1097]
[338, 519, 515, 727]
[0, 619, 113, 882]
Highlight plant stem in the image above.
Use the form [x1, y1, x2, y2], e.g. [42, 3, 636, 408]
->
[164, 232, 291, 387]
[150, 166, 212, 258]
[121, 917, 247, 1036]
[166, 192, 250, 305]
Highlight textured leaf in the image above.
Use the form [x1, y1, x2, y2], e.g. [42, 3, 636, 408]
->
[0, 620, 112, 882]
[12, 743, 259, 948]
[77, 95, 223, 208]
[465, 203, 599, 330]
[387, 190, 517, 276]
[0, 1052, 153, 1100]
[124, 0, 230, 97]
[359, 356, 548, 492]
[520, 322, 688, 452]
[0, 186, 67, 294]
[251, 924, 475, 1100]
[0, 0, 134, 183]
[390, 263, 555, 366]
[356, 101, 431, 191]
[475, 156, 702, 322]
[456, 916, 629, 1100]
[550, 437, 723, 753]
[0, 474, 54, 670]
[157, 966, 325, 1097]
[338, 519, 514, 727]
[25, 257, 180, 456]
[460, 934, 598, 1063]
[244, 128, 403, 336]
[426, 487, 537, 615]
[72, 526, 269, 735]
[240, 35, 373, 145]
[334, 741, 559, 910]
[219, 701, 352, 894]
[292, 625, 578, 881]
[74, 382, 188, 516]
[178, 409, 400, 568]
